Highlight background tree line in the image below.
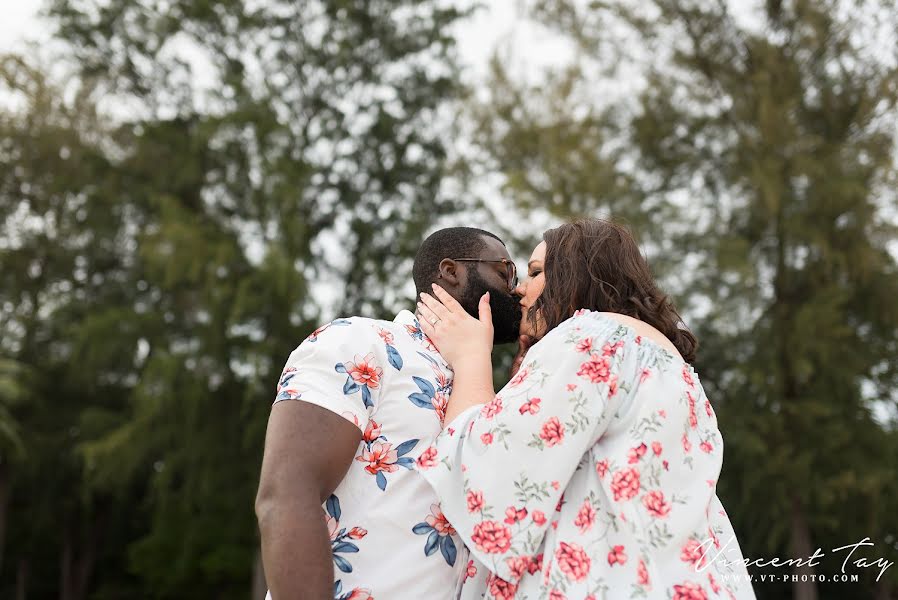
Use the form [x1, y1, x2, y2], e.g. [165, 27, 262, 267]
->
[1, 1, 896, 599]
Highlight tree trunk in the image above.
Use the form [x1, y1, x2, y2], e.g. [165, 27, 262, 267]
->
[251, 548, 267, 600]
[60, 528, 73, 600]
[790, 496, 818, 600]
[0, 459, 9, 571]
[15, 558, 27, 600]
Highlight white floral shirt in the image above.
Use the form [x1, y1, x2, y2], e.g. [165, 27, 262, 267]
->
[267, 310, 467, 600]
[416, 311, 756, 600]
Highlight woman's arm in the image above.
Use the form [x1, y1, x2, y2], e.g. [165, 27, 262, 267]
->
[418, 284, 497, 423]
[416, 314, 633, 585]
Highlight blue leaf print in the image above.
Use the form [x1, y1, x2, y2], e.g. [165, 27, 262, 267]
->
[440, 535, 457, 566]
[335, 363, 347, 374]
[333, 554, 353, 573]
[279, 372, 296, 387]
[395, 457, 415, 469]
[408, 392, 434, 408]
[332, 319, 352, 326]
[343, 377, 359, 395]
[375, 471, 387, 491]
[334, 580, 343, 596]
[387, 345, 403, 370]
[412, 522, 432, 535]
[424, 530, 440, 556]
[412, 376, 436, 396]
[361, 385, 373, 408]
[417, 351, 439, 366]
[395, 439, 419, 456]
[326, 495, 341, 521]
[332, 541, 359, 553]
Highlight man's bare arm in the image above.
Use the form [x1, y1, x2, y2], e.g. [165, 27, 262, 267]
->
[256, 401, 362, 600]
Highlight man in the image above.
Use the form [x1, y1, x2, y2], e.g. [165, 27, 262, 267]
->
[256, 227, 522, 600]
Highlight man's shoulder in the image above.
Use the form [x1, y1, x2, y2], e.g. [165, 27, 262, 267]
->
[302, 315, 397, 346]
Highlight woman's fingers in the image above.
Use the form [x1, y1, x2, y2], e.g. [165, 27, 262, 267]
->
[416, 302, 440, 327]
[419, 291, 452, 321]
[478, 292, 492, 325]
[431, 284, 466, 314]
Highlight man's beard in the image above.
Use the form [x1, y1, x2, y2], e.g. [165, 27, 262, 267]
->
[459, 270, 522, 344]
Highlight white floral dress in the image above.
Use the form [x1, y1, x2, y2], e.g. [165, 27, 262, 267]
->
[415, 310, 756, 600]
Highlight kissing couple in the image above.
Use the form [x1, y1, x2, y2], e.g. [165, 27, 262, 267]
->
[256, 218, 756, 600]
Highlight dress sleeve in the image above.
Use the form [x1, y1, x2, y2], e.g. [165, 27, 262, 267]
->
[416, 315, 633, 584]
[273, 319, 386, 433]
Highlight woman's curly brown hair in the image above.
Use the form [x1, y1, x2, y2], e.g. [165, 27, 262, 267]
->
[529, 218, 698, 363]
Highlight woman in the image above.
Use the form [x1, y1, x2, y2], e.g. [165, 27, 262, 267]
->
[414, 219, 755, 600]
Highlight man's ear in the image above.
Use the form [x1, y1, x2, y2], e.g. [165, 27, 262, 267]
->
[437, 258, 462, 288]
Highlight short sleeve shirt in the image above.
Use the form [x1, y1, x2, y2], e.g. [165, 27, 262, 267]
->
[266, 310, 467, 600]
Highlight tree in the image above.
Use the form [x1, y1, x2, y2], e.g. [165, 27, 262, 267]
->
[473, 1, 898, 598]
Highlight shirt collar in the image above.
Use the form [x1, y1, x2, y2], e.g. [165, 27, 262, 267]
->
[393, 309, 421, 329]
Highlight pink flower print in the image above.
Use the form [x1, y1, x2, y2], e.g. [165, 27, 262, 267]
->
[575, 338, 593, 353]
[652, 441, 663, 455]
[555, 494, 565, 512]
[467, 490, 485, 513]
[528, 553, 543, 574]
[325, 513, 339, 541]
[509, 367, 529, 387]
[602, 340, 624, 356]
[471, 520, 512, 554]
[574, 500, 596, 533]
[642, 490, 672, 518]
[504, 506, 528, 525]
[610, 468, 641, 501]
[682, 433, 692, 453]
[577, 355, 611, 383]
[431, 391, 448, 423]
[481, 396, 504, 419]
[663, 462, 669, 473]
[356, 442, 399, 475]
[519, 397, 541, 415]
[377, 328, 394, 345]
[637, 558, 650, 587]
[595, 459, 609, 478]
[531, 510, 547, 526]
[426, 503, 456, 536]
[416, 446, 438, 469]
[635, 335, 642, 344]
[683, 365, 695, 388]
[480, 432, 494, 445]
[708, 573, 720, 594]
[641, 368, 651, 383]
[556, 542, 592, 581]
[687, 395, 699, 428]
[705, 399, 713, 418]
[628, 442, 648, 464]
[464, 560, 477, 582]
[700, 441, 713, 453]
[681, 539, 709, 570]
[566, 383, 577, 391]
[346, 353, 383, 389]
[487, 574, 517, 600]
[362, 419, 382, 443]
[505, 556, 529, 580]
[608, 376, 619, 397]
[346, 589, 374, 600]
[673, 581, 708, 600]
[658, 409, 667, 418]
[551, 480, 560, 490]
[347, 527, 367, 540]
[549, 591, 566, 600]
[607, 544, 627, 566]
[573, 308, 589, 317]
[539, 417, 565, 447]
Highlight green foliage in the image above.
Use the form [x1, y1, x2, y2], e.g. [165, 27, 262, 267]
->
[1, 0, 467, 597]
